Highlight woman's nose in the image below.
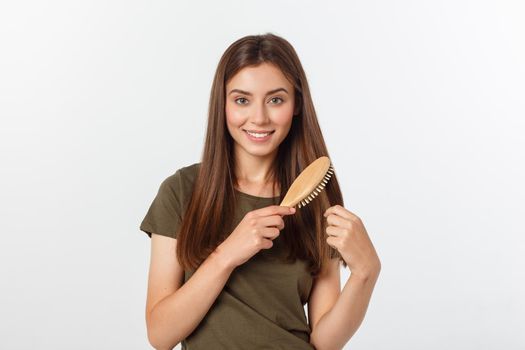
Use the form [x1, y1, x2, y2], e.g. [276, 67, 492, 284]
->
[250, 103, 269, 123]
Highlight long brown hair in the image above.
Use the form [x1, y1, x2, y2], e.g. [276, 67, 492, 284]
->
[176, 33, 346, 277]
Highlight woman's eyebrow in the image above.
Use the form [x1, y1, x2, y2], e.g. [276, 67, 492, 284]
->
[227, 87, 289, 96]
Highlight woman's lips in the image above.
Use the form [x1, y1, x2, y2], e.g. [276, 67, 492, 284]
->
[243, 129, 275, 142]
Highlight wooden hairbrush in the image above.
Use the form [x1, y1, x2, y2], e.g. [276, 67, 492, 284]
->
[279, 156, 334, 209]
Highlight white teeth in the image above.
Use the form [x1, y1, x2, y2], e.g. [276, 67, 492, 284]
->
[246, 131, 272, 138]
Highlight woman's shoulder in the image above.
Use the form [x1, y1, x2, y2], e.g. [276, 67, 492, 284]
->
[162, 162, 200, 192]
[172, 162, 200, 181]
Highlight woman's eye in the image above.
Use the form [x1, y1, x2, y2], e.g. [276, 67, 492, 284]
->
[234, 97, 283, 105]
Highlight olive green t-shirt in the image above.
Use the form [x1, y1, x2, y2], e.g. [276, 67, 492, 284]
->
[140, 162, 315, 350]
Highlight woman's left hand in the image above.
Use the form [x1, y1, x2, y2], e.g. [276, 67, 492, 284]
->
[324, 205, 381, 280]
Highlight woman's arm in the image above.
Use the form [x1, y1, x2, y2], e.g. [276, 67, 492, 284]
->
[310, 204, 381, 349]
[310, 269, 380, 350]
[146, 237, 235, 350]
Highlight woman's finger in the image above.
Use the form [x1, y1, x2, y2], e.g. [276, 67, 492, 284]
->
[258, 215, 285, 230]
[324, 204, 355, 220]
[326, 225, 344, 237]
[326, 213, 352, 230]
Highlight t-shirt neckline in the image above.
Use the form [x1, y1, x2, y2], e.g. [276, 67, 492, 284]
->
[234, 188, 280, 201]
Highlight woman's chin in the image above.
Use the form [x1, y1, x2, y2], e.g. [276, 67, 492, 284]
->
[239, 143, 277, 157]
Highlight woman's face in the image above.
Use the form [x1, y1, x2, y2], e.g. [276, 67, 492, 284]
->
[225, 62, 296, 159]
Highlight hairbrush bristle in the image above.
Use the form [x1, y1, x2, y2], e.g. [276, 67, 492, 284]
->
[297, 164, 334, 208]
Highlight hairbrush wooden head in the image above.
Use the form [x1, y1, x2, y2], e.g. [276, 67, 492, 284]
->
[279, 156, 334, 208]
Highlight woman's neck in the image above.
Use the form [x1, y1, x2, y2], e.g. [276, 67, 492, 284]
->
[233, 148, 280, 197]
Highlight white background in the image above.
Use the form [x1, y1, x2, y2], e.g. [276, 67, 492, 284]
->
[1, 1, 524, 349]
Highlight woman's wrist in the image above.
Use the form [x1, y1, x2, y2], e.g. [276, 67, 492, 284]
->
[211, 244, 236, 272]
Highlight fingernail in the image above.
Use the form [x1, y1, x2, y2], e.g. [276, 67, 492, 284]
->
[290, 207, 296, 213]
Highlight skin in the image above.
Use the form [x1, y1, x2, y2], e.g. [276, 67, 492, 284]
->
[225, 61, 295, 197]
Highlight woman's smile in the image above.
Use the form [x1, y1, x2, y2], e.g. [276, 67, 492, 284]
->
[243, 129, 275, 142]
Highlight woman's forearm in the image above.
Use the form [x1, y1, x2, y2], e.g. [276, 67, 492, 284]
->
[147, 247, 236, 350]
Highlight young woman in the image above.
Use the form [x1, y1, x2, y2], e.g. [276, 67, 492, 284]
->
[140, 33, 381, 350]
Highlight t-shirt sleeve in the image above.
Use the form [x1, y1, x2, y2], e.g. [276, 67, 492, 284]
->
[139, 170, 184, 239]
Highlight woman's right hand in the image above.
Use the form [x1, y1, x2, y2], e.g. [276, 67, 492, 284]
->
[215, 205, 296, 269]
